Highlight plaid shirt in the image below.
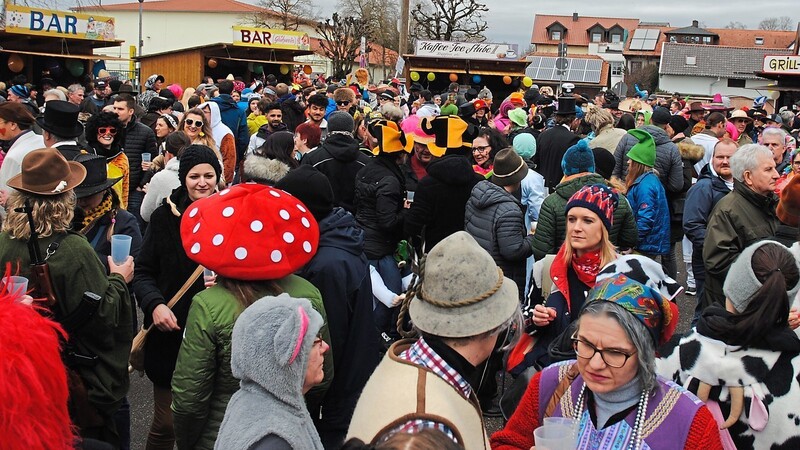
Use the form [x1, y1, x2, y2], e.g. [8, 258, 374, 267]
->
[385, 338, 473, 443]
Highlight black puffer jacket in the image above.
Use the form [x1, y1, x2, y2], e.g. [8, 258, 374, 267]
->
[404, 155, 484, 252]
[354, 156, 407, 259]
[302, 133, 371, 214]
[612, 125, 684, 193]
[133, 187, 205, 387]
[464, 180, 533, 299]
[123, 117, 158, 189]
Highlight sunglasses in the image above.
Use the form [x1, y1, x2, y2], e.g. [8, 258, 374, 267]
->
[97, 126, 117, 136]
[184, 119, 203, 127]
[336, 101, 351, 107]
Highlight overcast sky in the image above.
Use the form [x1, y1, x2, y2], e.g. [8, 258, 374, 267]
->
[69, 0, 798, 48]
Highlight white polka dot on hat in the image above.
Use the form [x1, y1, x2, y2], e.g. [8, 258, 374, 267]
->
[180, 183, 319, 280]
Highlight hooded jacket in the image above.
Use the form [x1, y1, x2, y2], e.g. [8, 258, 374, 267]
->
[213, 295, 325, 450]
[531, 172, 638, 261]
[297, 208, 381, 439]
[404, 155, 485, 252]
[683, 164, 732, 250]
[627, 171, 671, 255]
[464, 180, 534, 299]
[612, 125, 684, 193]
[210, 93, 249, 161]
[668, 141, 705, 243]
[354, 156, 407, 259]
[301, 133, 372, 214]
[248, 122, 289, 155]
[242, 155, 290, 185]
[140, 156, 180, 222]
[201, 101, 237, 184]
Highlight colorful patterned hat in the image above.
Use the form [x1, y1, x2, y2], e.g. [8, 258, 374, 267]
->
[565, 184, 618, 230]
[368, 119, 412, 155]
[420, 115, 479, 157]
[586, 275, 679, 346]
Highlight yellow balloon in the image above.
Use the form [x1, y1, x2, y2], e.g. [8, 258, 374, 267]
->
[522, 77, 533, 88]
[410, 71, 420, 81]
[427, 72, 435, 82]
[279, 64, 290, 75]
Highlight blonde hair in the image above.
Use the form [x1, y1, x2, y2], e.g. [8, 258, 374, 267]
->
[563, 224, 616, 268]
[3, 191, 75, 240]
[584, 104, 614, 132]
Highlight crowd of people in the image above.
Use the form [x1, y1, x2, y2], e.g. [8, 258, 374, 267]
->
[1, 66, 800, 450]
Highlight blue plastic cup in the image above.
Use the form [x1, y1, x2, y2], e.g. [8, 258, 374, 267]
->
[142, 153, 152, 163]
[4, 275, 28, 296]
[111, 235, 132, 265]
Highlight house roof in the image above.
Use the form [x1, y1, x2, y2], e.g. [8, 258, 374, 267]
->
[711, 29, 795, 49]
[659, 42, 793, 80]
[623, 26, 671, 57]
[76, 0, 260, 13]
[531, 14, 639, 46]
[666, 24, 717, 37]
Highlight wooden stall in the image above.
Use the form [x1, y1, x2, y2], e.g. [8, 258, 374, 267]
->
[138, 26, 314, 89]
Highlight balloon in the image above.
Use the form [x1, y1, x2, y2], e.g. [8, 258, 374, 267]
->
[426, 72, 435, 82]
[66, 59, 84, 77]
[253, 64, 264, 75]
[472, 75, 481, 84]
[7, 54, 24, 73]
[303, 65, 313, 75]
[247, 62, 254, 72]
[449, 73, 458, 82]
[522, 77, 533, 88]
[511, 79, 520, 89]
[44, 59, 63, 78]
[208, 58, 218, 68]
[410, 71, 420, 81]
[502, 76, 512, 85]
[279, 64, 290, 75]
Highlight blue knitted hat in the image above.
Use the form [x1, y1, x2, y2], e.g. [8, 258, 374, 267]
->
[10, 85, 30, 99]
[561, 139, 595, 176]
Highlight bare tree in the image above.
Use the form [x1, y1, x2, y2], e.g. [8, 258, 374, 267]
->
[316, 13, 372, 79]
[410, 0, 489, 42]
[337, 0, 400, 79]
[724, 21, 747, 29]
[758, 16, 794, 31]
[245, 0, 317, 31]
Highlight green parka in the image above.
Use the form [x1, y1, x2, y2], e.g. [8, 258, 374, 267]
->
[531, 172, 639, 261]
[171, 275, 332, 450]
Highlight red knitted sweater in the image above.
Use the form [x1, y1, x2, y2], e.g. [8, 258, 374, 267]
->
[490, 371, 723, 450]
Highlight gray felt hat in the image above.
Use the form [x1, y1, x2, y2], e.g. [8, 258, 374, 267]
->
[408, 231, 519, 338]
[724, 240, 800, 312]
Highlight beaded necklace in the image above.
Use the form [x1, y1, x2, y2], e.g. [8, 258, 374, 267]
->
[573, 382, 650, 450]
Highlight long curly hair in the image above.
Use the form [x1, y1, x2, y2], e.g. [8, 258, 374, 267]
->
[85, 111, 124, 155]
[180, 108, 216, 150]
[2, 191, 76, 240]
[0, 264, 72, 449]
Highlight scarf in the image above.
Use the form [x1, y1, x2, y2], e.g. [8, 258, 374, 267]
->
[551, 245, 602, 312]
[81, 192, 114, 230]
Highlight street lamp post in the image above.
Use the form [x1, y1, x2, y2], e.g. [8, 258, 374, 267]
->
[138, 0, 144, 90]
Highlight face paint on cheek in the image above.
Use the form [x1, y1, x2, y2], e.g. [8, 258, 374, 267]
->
[0, 127, 7, 136]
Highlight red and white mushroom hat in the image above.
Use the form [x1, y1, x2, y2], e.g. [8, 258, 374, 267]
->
[180, 183, 319, 281]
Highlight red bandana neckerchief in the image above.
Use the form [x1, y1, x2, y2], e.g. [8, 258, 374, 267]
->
[550, 245, 602, 313]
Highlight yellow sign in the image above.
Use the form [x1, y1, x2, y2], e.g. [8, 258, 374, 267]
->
[3, 4, 116, 41]
[232, 26, 311, 51]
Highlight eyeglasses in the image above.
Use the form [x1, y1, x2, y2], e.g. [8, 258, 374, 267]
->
[336, 101, 351, 107]
[184, 119, 203, 127]
[473, 145, 491, 154]
[97, 126, 117, 136]
[571, 334, 636, 368]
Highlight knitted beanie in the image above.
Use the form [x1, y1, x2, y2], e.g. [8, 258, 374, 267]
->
[275, 165, 335, 222]
[179, 145, 222, 187]
[565, 184, 618, 230]
[723, 240, 799, 313]
[777, 175, 800, 227]
[10, 85, 30, 99]
[668, 115, 688, 135]
[626, 129, 656, 167]
[650, 106, 671, 126]
[327, 111, 355, 134]
[591, 147, 616, 180]
[561, 140, 595, 176]
[512, 133, 537, 160]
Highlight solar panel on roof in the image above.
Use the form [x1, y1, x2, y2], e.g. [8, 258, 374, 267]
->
[630, 39, 644, 50]
[526, 56, 601, 83]
[630, 28, 660, 51]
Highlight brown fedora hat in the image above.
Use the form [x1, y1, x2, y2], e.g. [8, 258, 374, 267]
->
[7, 148, 87, 196]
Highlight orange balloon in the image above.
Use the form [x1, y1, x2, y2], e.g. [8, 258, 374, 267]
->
[303, 65, 313, 75]
[449, 73, 458, 82]
[207, 58, 218, 68]
[7, 54, 24, 73]
[502, 75, 512, 85]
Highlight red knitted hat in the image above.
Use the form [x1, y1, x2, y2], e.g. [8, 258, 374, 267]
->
[777, 175, 800, 227]
[180, 183, 319, 281]
[565, 184, 618, 230]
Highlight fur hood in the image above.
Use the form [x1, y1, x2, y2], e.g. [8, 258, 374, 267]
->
[678, 139, 705, 163]
[242, 154, 291, 185]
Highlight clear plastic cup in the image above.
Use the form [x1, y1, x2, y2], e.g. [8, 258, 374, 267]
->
[4, 275, 28, 296]
[534, 424, 575, 450]
[111, 235, 133, 265]
[141, 153, 152, 163]
[406, 191, 415, 202]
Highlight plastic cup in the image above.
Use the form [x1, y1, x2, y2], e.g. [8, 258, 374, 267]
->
[111, 235, 132, 265]
[4, 275, 29, 296]
[203, 267, 215, 278]
[406, 191, 415, 202]
[534, 424, 574, 450]
[142, 153, 152, 163]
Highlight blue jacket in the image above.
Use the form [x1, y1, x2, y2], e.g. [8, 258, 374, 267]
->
[682, 164, 731, 250]
[325, 97, 337, 120]
[627, 171, 670, 255]
[211, 95, 249, 160]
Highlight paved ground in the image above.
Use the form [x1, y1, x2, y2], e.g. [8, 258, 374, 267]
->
[127, 248, 697, 448]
